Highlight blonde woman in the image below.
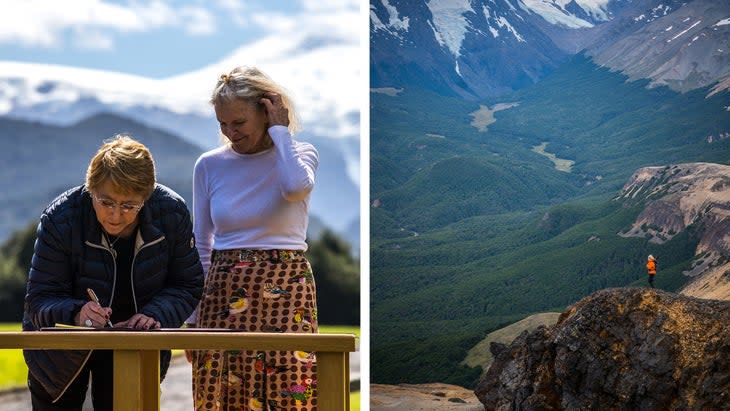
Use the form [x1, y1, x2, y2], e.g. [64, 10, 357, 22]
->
[186, 66, 320, 410]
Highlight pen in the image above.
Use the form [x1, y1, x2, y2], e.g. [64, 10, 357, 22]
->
[86, 288, 114, 328]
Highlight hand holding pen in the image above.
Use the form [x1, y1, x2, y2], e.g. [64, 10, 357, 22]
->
[83, 288, 114, 328]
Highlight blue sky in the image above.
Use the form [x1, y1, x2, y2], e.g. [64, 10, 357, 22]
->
[0, 0, 362, 78]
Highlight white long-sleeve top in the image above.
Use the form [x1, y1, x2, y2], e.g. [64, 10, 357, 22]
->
[192, 125, 319, 277]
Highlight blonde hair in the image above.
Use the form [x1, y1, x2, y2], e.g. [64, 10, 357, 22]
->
[211, 66, 300, 134]
[85, 135, 156, 199]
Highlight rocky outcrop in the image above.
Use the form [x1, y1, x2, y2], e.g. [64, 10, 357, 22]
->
[474, 288, 730, 410]
[462, 312, 561, 378]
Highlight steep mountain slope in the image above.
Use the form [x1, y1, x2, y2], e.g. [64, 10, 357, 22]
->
[371, 0, 571, 98]
[617, 163, 730, 263]
[615, 163, 730, 300]
[587, 0, 730, 92]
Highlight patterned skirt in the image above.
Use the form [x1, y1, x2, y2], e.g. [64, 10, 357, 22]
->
[192, 249, 318, 411]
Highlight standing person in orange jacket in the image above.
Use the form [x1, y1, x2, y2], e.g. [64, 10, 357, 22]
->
[646, 255, 657, 288]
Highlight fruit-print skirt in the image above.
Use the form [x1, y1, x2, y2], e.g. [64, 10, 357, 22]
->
[192, 248, 318, 411]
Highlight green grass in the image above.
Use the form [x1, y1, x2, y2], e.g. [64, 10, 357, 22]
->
[320, 324, 360, 337]
[0, 323, 361, 402]
[351, 390, 361, 411]
[0, 323, 23, 390]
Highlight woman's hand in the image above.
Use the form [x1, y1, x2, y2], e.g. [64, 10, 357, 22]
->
[259, 92, 289, 127]
[114, 313, 161, 330]
[76, 301, 112, 327]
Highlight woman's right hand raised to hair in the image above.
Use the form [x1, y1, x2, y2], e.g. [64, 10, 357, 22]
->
[259, 92, 289, 127]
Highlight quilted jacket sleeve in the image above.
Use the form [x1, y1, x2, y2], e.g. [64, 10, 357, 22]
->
[25, 210, 86, 328]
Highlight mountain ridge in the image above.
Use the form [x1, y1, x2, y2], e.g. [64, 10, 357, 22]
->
[370, 0, 730, 98]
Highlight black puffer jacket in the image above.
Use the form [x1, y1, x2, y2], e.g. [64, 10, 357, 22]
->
[22, 184, 204, 401]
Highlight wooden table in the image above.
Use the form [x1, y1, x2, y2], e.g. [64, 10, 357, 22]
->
[0, 330, 356, 410]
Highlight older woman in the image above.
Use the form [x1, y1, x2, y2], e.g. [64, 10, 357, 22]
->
[23, 135, 204, 410]
[187, 66, 320, 410]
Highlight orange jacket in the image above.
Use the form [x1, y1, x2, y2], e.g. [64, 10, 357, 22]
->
[647, 260, 656, 275]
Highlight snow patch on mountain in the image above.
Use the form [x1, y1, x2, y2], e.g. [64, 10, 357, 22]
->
[634, 4, 673, 23]
[370, 0, 410, 36]
[427, 0, 473, 58]
[481, 5, 526, 42]
[668, 20, 702, 43]
[519, 0, 595, 28]
[572, 0, 612, 21]
[497, 15, 527, 42]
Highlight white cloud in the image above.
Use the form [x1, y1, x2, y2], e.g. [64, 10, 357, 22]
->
[179, 6, 216, 35]
[0, 0, 215, 49]
[250, 12, 298, 33]
[300, 0, 359, 13]
[71, 27, 115, 50]
[237, 0, 359, 39]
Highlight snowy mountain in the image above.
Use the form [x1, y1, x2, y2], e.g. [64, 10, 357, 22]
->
[371, 0, 569, 98]
[0, 29, 361, 241]
[370, 0, 730, 98]
[0, 27, 360, 177]
[586, 0, 730, 92]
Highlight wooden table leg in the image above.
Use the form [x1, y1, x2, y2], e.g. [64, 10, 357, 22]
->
[113, 350, 160, 411]
[317, 351, 347, 410]
[345, 352, 351, 411]
[140, 350, 160, 410]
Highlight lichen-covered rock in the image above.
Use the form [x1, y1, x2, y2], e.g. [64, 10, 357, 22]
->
[474, 288, 730, 410]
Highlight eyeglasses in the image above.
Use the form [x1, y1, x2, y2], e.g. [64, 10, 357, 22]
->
[91, 194, 144, 214]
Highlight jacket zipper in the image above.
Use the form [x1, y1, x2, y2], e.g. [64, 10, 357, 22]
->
[129, 236, 165, 312]
[85, 240, 118, 306]
[51, 350, 94, 403]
